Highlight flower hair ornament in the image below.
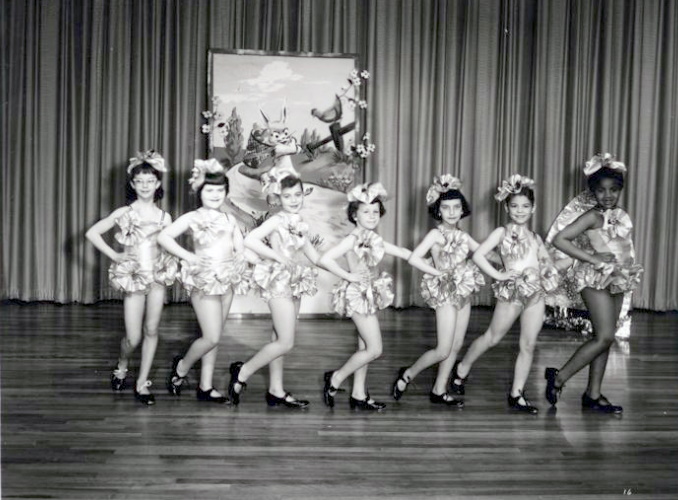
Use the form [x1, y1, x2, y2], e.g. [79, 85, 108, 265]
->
[188, 158, 225, 192]
[426, 174, 463, 205]
[127, 150, 167, 174]
[347, 182, 388, 204]
[494, 174, 536, 202]
[583, 153, 627, 177]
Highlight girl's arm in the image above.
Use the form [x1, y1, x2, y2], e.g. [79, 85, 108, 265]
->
[85, 207, 128, 262]
[552, 211, 614, 266]
[157, 213, 199, 263]
[302, 240, 321, 266]
[468, 236, 502, 266]
[472, 228, 515, 281]
[384, 241, 441, 276]
[243, 216, 290, 264]
[318, 235, 363, 283]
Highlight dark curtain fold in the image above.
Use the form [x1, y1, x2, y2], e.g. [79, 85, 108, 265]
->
[2, 0, 677, 309]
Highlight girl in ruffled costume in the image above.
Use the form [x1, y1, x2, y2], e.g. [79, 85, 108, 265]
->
[451, 175, 560, 414]
[391, 176, 484, 407]
[158, 159, 250, 404]
[227, 165, 319, 409]
[86, 151, 178, 405]
[545, 154, 643, 414]
[319, 183, 441, 411]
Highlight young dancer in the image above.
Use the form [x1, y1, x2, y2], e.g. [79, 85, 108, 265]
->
[545, 154, 643, 413]
[391, 175, 485, 407]
[228, 165, 319, 409]
[450, 175, 559, 414]
[319, 182, 442, 411]
[86, 151, 177, 405]
[158, 158, 250, 404]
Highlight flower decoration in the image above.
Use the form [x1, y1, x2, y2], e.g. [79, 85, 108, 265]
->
[583, 153, 627, 177]
[442, 229, 469, 259]
[127, 150, 167, 174]
[114, 210, 144, 246]
[200, 96, 228, 138]
[494, 174, 536, 202]
[347, 182, 388, 204]
[426, 175, 463, 205]
[602, 208, 632, 240]
[188, 158, 225, 192]
[501, 224, 531, 259]
[354, 230, 386, 268]
[190, 209, 229, 246]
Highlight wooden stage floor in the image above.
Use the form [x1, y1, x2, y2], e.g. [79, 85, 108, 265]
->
[2, 303, 677, 499]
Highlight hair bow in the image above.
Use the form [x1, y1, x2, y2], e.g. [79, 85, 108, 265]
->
[347, 182, 388, 204]
[127, 150, 167, 174]
[188, 158, 225, 192]
[494, 174, 535, 202]
[261, 164, 301, 197]
[583, 153, 627, 177]
[425, 174, 463, 205]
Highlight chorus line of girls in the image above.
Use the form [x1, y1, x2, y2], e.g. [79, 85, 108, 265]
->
[87, 151, 642, 414]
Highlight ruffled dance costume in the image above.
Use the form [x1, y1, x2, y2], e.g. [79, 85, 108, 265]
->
[109, 208, 178, 293]
[332, 228, 394, 317]
[420, 227, 485, 309]
[491, 223, 560, 306]
[572, 208, 643, 294]
[252, 212, 318, 300]
[179, 208, 251, 296]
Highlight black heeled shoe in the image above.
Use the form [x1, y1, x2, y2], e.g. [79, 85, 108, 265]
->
[508, 390, 539, 414]
[429, 391, 464, 408]
[349, 393, 386, 411]
[323, 371, 339, 408]
[111, 367, 128, 392]
[266, 392, 310, 409]
[196, 387, 229, 404]
[166, 355, 189, 396]
[450, 360, 468, 395]
[544, 367, 563, 406]
[134, 381, 155, 406]
[581, 393, 623, 414]
[392, 366, 410, 401]
[228, 361, 246, 405]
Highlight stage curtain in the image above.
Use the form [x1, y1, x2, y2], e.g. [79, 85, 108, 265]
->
[2, 0, 676, 310]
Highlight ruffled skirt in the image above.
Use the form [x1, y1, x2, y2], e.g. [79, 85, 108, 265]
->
[180, 254, 251, 296]
[572, 261, 643, 294]
[492, 265, 560, 306]
[332, 271, 394, 317]
[252, 260, 318, 300]
[420, 262, 485, 309]
[109, 252, 179, 294]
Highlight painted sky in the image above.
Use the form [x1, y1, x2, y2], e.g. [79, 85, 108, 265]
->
[211, 53, 358, 146]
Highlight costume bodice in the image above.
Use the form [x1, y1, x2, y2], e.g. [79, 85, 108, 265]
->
[114, 207, 167, 267]
[344, 228, 385, 274]
[431, 226, 472, 270]
[270, 212, 309, 260]
[585, 208, 635, 264]
[189, 208, 237, 261]
[498, 223, 542, 271]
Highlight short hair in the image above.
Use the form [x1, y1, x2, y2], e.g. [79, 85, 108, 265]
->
[587, 166, 625, 191]
[280, 175, 303, 191]
[428, 189, 471, 221]
[126, 163, 164, 203]
[196, 171, 229, 208]
[347, 198, 386, 225]
[505, 186, 535, 206]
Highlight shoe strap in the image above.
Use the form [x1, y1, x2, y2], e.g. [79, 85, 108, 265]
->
[113, 368, 128, 378]
[136, 380, 152, 392]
